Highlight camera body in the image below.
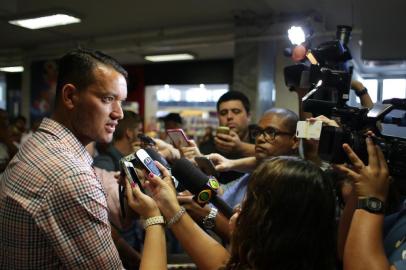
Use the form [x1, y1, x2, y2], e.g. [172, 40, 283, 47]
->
[284, 25, 406, 193]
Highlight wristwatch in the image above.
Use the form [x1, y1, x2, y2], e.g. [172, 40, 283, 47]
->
[202, 207, 218, 230]
[357, 197, 385, 214]
[355, 87, 368, 97]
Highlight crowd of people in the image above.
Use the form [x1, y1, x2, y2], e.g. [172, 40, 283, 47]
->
[0, 48, 405, 270]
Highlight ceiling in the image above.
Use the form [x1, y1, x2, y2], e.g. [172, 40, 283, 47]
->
[0, 0, 405, 75]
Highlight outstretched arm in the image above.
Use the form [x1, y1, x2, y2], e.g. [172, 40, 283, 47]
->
[147, 163, 231, 270]
[335, 138, 393, 270]
[125, 177, 166, 270]
[351, 80, 373, 109]
[207, 153, 257, 173]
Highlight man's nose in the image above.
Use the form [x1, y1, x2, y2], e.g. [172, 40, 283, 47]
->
[111, 101, 124, 120]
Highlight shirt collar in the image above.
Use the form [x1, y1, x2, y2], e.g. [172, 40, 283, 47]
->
[38, 118, 93, 167]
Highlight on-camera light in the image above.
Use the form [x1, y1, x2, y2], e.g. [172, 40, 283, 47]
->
[288, 26, 305, 45]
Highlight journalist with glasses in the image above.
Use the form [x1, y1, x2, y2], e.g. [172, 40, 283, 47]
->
[174, 108, 300, 241]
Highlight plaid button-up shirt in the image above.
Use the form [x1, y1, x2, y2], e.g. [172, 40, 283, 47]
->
[0, 118, 122, 269]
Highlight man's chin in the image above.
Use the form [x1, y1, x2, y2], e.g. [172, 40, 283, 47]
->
[97, 135, 113, 144]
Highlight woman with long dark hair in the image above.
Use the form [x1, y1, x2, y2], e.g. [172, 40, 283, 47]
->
[226, 157, 336, 270]
[125, 156, 336, 270]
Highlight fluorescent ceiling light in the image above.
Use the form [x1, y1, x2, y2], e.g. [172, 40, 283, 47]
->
[9, 14, 81, 30]
[144, 53, 195, 62]
[0, 66, 24, 72]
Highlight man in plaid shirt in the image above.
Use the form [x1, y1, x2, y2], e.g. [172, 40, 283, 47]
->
[0, 49, 127, 269]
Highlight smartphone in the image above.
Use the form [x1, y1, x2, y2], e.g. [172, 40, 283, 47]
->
[166, 129, 189, 147]
[135, 149, 162, 177]
[216, 126, 230, 135]
[119, 159, 145, 193]
[195, 156, 218, 178]
[296, 120, 322, 139]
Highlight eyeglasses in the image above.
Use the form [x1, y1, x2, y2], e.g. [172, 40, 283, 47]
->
[251, 126, 293, 141]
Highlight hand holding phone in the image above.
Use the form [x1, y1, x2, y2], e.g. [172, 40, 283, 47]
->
[194, 156, 218, 178]
[135, 149, 162, 177]
[120, 160, 145, 193]
[166, 128, 189, 147]
[216, 126, 230, 135]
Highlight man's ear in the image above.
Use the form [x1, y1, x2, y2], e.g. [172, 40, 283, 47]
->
[291, 136, 300, 150]
[61, 84, 79, 110]
[125, 127, 133, 140]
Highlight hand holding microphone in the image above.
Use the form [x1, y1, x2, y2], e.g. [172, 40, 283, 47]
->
[172, 158, 234, 219]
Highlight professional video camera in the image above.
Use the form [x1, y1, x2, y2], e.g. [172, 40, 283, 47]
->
[284, 25, 406, 193]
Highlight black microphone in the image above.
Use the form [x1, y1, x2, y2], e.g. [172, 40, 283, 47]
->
[172, 158, 234, 219]
[144, 147, 170, 169]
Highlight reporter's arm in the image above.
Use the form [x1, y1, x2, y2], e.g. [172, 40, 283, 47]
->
[141, 224, 166, 270]
[178, 195, 231, 241]
[337, 138, 393, 269]
[351, 80, 373, 109]
[144, 163, 231, 270]
[344, 210, 392, 270]
[337, 189, 357, 260]
[168, 209, 230, 270]
[228, 156, 257, 173]
[125, 178, 166, 270]
[207, 153, 256, 173]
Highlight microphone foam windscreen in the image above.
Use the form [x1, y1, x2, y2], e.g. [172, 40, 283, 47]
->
[144, 148, 170, 168]
[171, 158, 208, 193]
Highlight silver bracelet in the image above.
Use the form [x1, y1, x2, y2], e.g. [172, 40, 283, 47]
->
[143, 216, 165, 229]
[167, 206, 186, 227]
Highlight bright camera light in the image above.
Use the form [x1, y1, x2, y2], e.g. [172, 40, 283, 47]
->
[288, 26, 305, 45]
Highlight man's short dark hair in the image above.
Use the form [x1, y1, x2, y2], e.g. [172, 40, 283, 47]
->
[113, 110, 141, 141]
[160, 113, 183, 125]
[55, 48, 128, 103]
[216, 91, 250, 114]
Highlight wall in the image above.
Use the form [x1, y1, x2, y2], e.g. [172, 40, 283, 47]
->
[274, 40, 300, 113]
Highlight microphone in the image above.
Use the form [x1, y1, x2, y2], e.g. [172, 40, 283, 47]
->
[172, 158, 234, 219]
[144, 147, 186, 191]
[144, 147, 170, 169]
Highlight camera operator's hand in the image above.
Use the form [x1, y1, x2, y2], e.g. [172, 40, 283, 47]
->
[308, 115, 339, 127]
[206, 153, 233, 172]
[335, 137, 390, 202]
[214, 130, 243, 155]
[144, 162, 182, 220]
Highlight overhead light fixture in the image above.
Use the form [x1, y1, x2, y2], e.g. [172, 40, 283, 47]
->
[0, 66, 24, 73]
[144, 53, 195, 62]
[9, 13, 81, 30]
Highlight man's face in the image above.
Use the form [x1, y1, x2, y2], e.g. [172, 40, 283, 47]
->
[164, 121, 180, 130]
[218, 100, 250, 138]
[72, 65, 127, 145]
[128, 123, 143, 144]
[254, 113, 298, 161]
